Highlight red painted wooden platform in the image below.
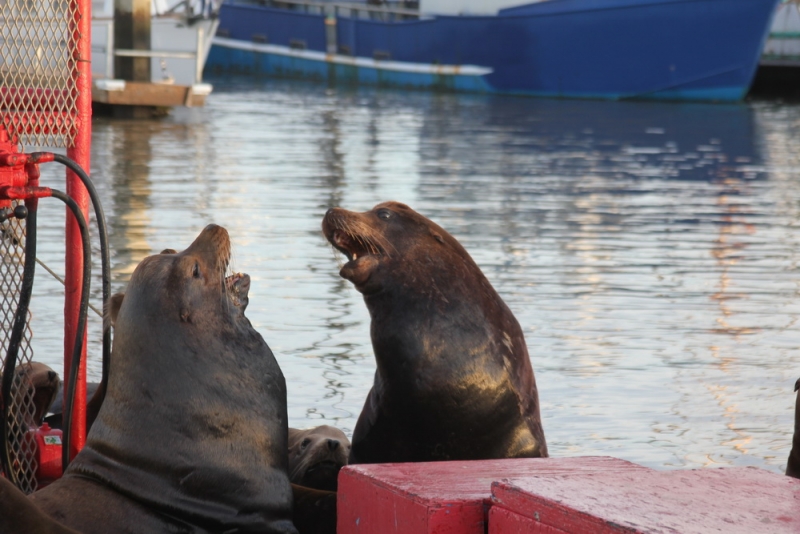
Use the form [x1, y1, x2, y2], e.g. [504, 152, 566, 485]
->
[337, 456, 648, 534]
[490, 465, 800, 533]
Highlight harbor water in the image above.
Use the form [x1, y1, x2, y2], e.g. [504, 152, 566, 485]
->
[27, 78, 800, 474]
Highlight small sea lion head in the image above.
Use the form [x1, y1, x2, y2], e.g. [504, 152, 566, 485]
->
[288, 425, 350, 491]
[115, 224, 234, 329]
[322, 201, 474, 296]
[12, 362, 60, 427]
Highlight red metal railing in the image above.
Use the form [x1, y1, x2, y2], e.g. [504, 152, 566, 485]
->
[64, 0, 92, 461]
[0, 0, 92, 480]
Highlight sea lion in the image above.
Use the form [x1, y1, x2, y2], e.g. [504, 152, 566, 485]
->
[322, 201, 547, 464]
[11, 362, 60, 429]
[288, 425, 350, 491]
[787, 377, 800, 479]
[26, 224, 297, 534]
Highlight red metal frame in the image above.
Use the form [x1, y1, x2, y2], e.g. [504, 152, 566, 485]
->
[64, 0, 92, 461]
[0, 0, 93, 484]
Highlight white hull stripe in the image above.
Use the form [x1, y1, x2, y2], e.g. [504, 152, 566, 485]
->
[213, 37, 493, 76]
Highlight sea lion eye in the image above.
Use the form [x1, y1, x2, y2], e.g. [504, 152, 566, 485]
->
[377, 209, 392, 220]
[192, 263, 200, 278]
[301, 438, 311, 448]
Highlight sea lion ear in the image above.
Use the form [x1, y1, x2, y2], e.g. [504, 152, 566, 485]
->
[432, 233, 444, 244]
[107, 292, 125, 327]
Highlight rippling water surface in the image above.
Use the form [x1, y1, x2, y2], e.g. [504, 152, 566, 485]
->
[26, 78, 800, 474]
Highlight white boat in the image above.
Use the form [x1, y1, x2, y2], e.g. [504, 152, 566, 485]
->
[91, 0, 219, 87]
[762, 0, 800, 66]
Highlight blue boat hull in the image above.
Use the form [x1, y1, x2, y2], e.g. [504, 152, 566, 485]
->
[207, 0, 779, 101]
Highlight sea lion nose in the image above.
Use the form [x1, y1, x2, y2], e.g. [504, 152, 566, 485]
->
[327, 439, 340, 451]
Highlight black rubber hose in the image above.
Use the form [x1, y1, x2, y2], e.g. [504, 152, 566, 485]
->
[44, 154, 111, 403]
[49, 189, 92, 472]
[0, 203, 38, 487]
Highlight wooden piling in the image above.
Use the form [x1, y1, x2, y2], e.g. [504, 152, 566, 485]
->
[114, 0, 150, 82]
[110, 0, 151, 117]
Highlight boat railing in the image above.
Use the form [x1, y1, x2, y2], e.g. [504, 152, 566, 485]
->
[252, 0, 420, 21]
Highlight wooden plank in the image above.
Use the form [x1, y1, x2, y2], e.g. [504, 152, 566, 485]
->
[91, 82, 206, 107]
[491, 466, 800, 534]
[337, 457, 649, 534]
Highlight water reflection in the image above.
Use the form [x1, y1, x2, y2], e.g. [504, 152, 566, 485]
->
[23, 78, 800, 473]
[104, 120, 154, 277]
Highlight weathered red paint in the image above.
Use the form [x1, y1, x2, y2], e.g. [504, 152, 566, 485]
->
[337, 457, 648, 534]
[489, 506, 567, 534]
[491, 466, 800, 533]
[0, 186, 53, 200]
[0, 126, 29, 209]
[64, 0, 92, 460]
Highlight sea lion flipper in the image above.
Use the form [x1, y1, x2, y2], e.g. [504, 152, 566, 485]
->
[0, 476, 80, 534]
[291, 484, 336, 534]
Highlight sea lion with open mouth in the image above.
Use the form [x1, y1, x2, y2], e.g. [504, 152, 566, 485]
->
[322, 201, 547, 464]
[25, 224, 297, 534]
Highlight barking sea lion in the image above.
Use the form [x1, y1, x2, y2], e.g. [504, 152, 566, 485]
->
[23, 225, 297, 533]
[322, 201, 547, 464]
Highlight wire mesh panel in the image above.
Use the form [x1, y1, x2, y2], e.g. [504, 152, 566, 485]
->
[0, 212, 38, 493]
[0, 0, 81, 148]
[1, 0, 85, 494]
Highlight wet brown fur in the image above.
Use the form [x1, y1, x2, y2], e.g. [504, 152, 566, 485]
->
[323, 209, 395, 259]
[288, 426, 350, 491]
[322, 201, 547, 464]
[0, 476, 80, 534]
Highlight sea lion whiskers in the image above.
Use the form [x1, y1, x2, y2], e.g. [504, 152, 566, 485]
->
[333, 216, 394, 260]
